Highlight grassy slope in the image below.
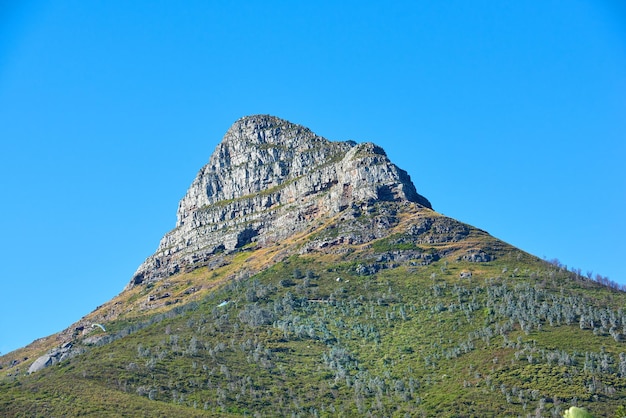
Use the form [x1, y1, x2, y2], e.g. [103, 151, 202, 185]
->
[2, 204, 625, 417]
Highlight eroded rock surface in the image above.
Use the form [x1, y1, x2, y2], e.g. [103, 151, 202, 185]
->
[130, 115, 431, 287]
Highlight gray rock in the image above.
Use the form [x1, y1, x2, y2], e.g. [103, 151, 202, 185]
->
[129, 115, 432, 287]
[27, 342, 78, 374]
[27, 354, 54, 374]
[462, 251, 493, 263]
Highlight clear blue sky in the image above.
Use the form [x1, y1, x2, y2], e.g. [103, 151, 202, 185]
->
[1, 1, 624, 355]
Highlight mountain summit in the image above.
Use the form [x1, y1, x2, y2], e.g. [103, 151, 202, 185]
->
[130, 115, 431, 287]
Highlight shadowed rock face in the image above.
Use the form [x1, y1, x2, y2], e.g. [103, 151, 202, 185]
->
[129, 115, 431, 287]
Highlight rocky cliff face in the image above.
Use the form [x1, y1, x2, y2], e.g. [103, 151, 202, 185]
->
[129, 115, 432, 287]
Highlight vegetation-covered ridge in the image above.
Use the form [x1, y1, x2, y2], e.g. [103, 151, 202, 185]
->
[2, 202, 625, 417]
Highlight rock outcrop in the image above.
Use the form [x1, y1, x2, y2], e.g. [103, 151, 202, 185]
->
[27, 342, 81, 374]
[129, 115, 431, 287]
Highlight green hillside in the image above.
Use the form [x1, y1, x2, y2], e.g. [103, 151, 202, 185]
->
[1, 202, 625, 417]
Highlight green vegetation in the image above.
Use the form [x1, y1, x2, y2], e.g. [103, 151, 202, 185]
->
[2, 204, 626, 417]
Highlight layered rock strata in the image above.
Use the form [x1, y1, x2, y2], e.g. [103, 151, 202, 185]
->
[129, 115, 431, 287]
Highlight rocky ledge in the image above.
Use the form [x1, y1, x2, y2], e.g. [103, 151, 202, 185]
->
[129, 115, 431, 287]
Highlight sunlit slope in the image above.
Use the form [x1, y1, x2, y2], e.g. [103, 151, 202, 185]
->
[2, 202, 625, 417]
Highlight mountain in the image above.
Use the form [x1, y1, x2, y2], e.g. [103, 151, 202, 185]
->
[130, 114, 431, 287]
[1, 115, 625, 417]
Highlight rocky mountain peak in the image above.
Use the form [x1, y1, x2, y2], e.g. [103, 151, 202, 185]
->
[130, 115, 431, 287]
[175, 115, 355, 226]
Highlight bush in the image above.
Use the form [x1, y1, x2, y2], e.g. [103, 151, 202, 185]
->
[238, 304, 274, 327]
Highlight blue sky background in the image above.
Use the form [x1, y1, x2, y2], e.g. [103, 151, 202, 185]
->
[1, 0, 625, 355]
